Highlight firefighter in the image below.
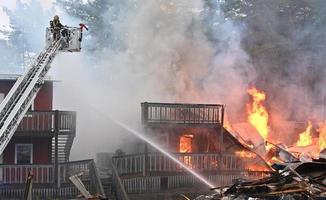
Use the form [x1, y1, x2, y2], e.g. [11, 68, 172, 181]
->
[50, 15, 67, 41]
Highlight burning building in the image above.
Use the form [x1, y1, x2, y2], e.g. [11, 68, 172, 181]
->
[108, 89, 326, 200]
[110, 102, 271, 200]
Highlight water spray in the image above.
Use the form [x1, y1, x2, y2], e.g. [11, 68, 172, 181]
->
[64, 92, 215, 188]
[112, 119, 216, 188]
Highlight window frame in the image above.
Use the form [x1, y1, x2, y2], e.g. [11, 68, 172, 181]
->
[14, 144, 33, 164]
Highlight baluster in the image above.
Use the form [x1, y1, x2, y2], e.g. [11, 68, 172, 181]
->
[154, 155, 158, 171]
[169, 107, 171, 121]
[163, 155, 167, 171]
[135, 156, 138, 173]
[175, 106, 177, 122]
[159, 155, 162, 171]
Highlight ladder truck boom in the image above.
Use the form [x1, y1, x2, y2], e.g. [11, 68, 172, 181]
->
[0, 27, 82, 155]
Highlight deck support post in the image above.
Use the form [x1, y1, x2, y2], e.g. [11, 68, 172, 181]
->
[54, 110, 59, 188]
[219, 105, 225, 152]
[143, 143, 148, 176]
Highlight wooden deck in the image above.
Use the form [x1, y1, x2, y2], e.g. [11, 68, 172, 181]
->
[112, 152, 269, 176]
[15, 110, 76, 163]
[0, 159, 105, 199]
[111, 152, 271, 197]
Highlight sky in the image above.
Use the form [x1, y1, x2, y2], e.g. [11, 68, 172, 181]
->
[0, 0, 54, 39]
[0, 0, 88, 39]
[0, 0, 54, 10]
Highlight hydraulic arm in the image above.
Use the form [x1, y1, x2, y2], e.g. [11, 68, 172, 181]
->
[0, 26, 82, 155]
[0, 39, 63, 154]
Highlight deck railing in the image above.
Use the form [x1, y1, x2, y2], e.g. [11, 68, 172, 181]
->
[111, 153, 271, 196]
[121, 173, 267, 194]
[141, 102, 224, 125]
[112, 153, 266, 176]
[0, 159, 105, 198]
[112, 163, 130, 200]
[0, 159, 93, 184]
[16, 110, 76, 133]
[16, 110, 76, 163]
[0, 164, 54, 184]
[112, 152, 270, 194]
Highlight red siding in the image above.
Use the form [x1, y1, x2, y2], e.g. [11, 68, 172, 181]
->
[0, 79, 54, 164]
[0, 80, 53, 110]
[34, 81, 53, 110]
[3, 137, 52, 164]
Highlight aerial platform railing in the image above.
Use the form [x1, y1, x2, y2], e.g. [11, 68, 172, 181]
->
[0, 26, 82, 155]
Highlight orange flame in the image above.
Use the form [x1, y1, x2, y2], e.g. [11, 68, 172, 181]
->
[267, 156, 284, 165]
[179, 135, 193, 167]
[235, 150, 257, 159]
[317, 121, 326, 151]
[246, 164, 271, 172]
[179, 135, 193, 153]
[296, 121, 313, 147]
[247, 87, 269, 141]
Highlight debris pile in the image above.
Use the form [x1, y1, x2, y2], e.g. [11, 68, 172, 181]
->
[194, 161, 326, 200]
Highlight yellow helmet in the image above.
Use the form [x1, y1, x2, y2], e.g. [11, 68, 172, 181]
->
[54, 15, 59, 20]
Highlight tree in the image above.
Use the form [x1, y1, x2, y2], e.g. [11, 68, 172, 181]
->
[56, 0, 115, 51]
[0, 0, 53, 73]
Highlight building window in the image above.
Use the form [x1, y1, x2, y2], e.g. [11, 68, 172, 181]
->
[15, 144, 33, 164]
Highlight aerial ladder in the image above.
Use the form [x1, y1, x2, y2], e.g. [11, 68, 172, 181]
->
[0, 26, 83, 155]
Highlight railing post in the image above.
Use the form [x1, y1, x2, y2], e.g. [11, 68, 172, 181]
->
[54, 110, 59, 188]
[219, 105, 225, 151]
[143, 144, 148, 176]
[141, 102, 148, 124]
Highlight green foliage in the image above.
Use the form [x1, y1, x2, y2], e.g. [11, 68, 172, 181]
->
[56, 0, 114, 51]
[0, 0, 53, 73]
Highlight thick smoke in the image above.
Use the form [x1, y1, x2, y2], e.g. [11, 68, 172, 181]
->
[242, 1, 326, 144]
[1, 0, 325, 159]
[52, 0, 256, 159]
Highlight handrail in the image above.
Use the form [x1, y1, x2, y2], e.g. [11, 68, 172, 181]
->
[112, 152, 237, 159]
[62, 159, 94, 165]
[112, 153, 144, 159]
[142, 102, 224, 106]
[0, 164, 54, 167]
[89, 160, 106, 197]
[111, 163, 130, 200]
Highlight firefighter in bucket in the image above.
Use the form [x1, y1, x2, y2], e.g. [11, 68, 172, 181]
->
[50, 15, 68, 41]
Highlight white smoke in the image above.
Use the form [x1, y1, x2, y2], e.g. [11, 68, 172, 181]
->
[0, 7, 12, 40]
[52, 0, 256, 159]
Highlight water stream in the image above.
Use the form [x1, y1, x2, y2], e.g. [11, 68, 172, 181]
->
[112, 119, 216, 188]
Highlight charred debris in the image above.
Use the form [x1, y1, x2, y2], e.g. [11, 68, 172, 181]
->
[190, 158, 326, 200]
